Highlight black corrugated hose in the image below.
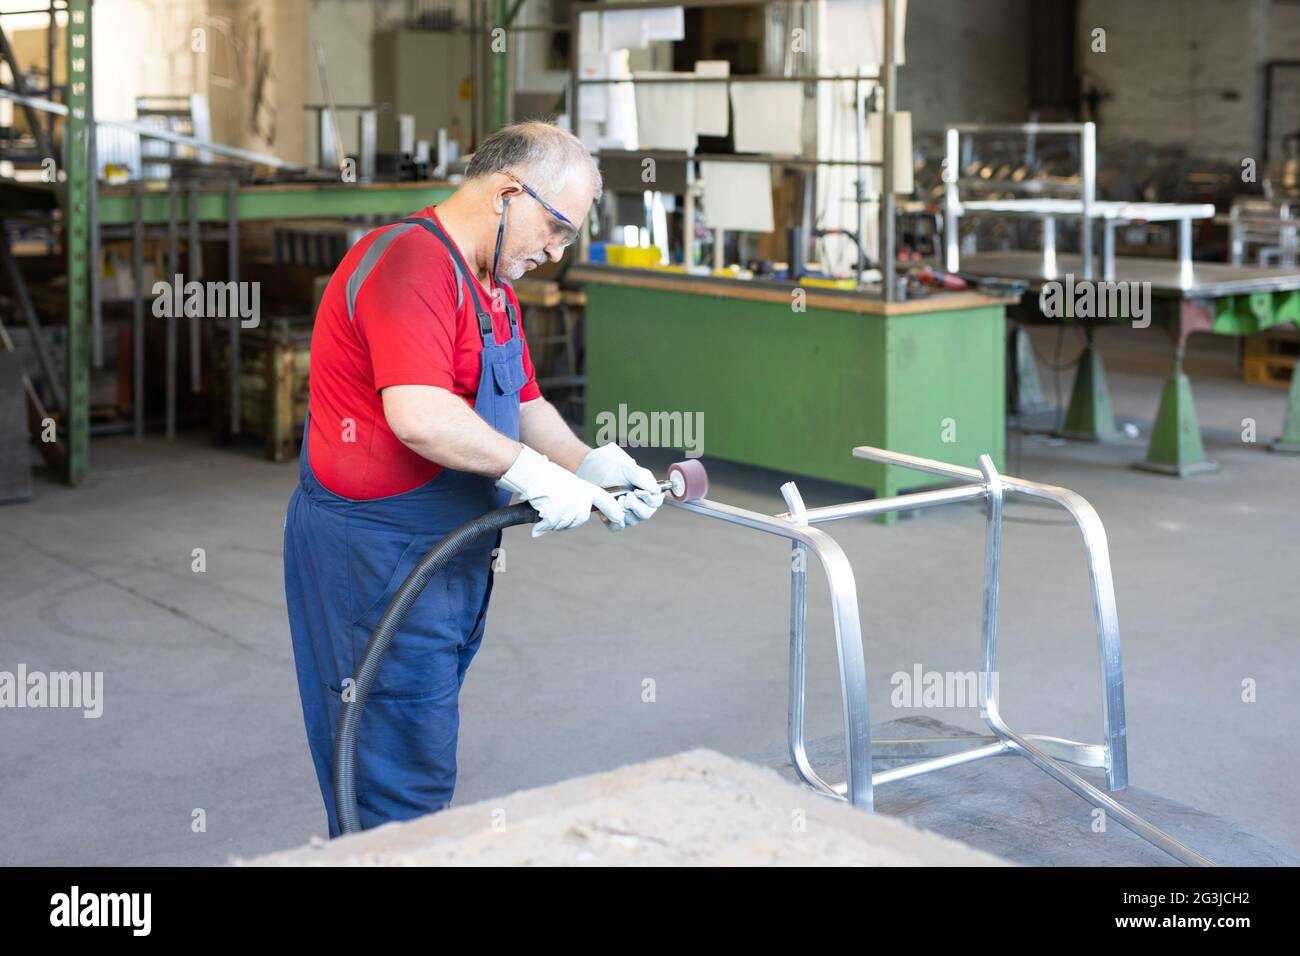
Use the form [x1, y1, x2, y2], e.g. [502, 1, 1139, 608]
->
[334, 502, 540, 835]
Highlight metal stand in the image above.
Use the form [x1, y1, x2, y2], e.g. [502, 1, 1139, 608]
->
[1272, 357, 1300, 453]
[1059, 330, 1122, 442]
[670, 445, 1214, 866]
[1134, 346, 1221, 476]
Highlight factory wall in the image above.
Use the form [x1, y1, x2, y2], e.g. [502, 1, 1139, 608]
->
[207, 0, 308, 166]
[897, 0, 1034, 137]
[88, 0, 207, 122]
[1078, 0, 1300, 163]
[306, 0, 384, 158]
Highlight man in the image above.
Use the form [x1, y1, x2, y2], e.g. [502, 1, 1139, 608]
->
[284, 121, 663, 836]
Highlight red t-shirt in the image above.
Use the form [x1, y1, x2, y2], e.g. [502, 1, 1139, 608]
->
[306, 206, 542, 499]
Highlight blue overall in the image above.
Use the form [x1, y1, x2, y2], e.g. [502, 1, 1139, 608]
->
[283, 216, 526, 836]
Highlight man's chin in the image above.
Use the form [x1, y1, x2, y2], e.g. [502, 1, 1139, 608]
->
[506, 261, 542, 280]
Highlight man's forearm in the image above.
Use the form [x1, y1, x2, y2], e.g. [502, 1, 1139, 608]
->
[383, 384, 521, 478]
[519, 398, 591, 472]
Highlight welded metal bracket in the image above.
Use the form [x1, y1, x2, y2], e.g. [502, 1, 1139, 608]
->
[669, 445, 1213, 866]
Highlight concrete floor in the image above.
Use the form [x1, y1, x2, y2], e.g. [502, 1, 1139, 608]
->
[1, 325, 1297, 865]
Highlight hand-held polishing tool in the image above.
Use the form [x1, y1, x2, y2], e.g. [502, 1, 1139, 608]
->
[599, 458, 710, 521]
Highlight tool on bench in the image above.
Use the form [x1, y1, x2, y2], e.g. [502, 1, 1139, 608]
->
[908, 266, 1027, 299]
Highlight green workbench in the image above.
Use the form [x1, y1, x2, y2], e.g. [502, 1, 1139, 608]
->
[573, 266, 1011, 511]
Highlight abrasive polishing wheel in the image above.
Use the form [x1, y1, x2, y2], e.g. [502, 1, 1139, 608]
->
[667, 460, 709, 501]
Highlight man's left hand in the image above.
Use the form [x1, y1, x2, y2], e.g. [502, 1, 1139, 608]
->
[575, 444, 665, 530]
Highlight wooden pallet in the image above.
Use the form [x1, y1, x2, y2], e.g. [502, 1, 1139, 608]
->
[1243, 329, 1298, 388]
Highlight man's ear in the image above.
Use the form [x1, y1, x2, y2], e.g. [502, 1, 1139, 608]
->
[493, 175, 523, 214]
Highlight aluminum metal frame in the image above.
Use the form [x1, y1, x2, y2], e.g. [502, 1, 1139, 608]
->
[669, 444, 1214, 866]
[943, 122, 1214, 286]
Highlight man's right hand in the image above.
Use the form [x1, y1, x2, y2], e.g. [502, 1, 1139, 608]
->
[496, 446, 625, 537]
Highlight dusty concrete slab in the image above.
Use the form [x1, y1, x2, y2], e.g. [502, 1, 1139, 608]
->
[751, 717, 1300, 867]
[242, 749, 1008, 866]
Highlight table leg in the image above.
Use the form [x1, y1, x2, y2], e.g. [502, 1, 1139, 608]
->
[1059, 327, 1121, 442]
[1272, 353, 1300, 452]
[1134, 343, 1220, 476]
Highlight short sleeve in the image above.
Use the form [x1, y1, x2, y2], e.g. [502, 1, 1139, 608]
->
[353, 231, 459, 393]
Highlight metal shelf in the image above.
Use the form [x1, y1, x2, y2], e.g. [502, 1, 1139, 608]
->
[568, 0, 902, 299]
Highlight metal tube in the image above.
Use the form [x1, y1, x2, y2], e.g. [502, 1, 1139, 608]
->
[854, 71, 864, 286]
[491, 0, 508, 130]
[88, 32, 102, 370]
[944, 127, 959, 272]
[585, 0, 819, 11]
[227, 177, 240, 435]
[950, 122, 1093, 134]
[1081, 122, 1095, 281]
[188, 180, 201, 393]
[0, 223, 66, 411]
[0, 24, 54, 161]
[669, 495, 874, 810]
[977, 454, 1004, 725]
[682, 166, 695, 269]
[591, 150, 882, 169]
[132, 183, 144, 440]
[165, 180, 178, 440]
[46, 0, 54, 149]
[870, 734, 1107, 768]
[0, 89, 304, 171]
[1229, 206, 1244, 265]
[469, 0, 479, 149]
[1043, 215, 1056, 277]
[881, 0, 896, 301]
[578, 72, 880, 85]
[870, 741, 1008, 787]
[568, 0, 586, 262]
[1178, 217, 1194, 287]
[1005, 732, 1214, 865]
[781, 483, 986, 524]
[1102, 219, 1116, 281]
[780, 482, 841, 799]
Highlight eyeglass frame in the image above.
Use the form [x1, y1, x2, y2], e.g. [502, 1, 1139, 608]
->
[504, 172, 579, 246]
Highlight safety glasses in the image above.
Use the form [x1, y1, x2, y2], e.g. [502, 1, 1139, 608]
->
[505, 173, 577, 245]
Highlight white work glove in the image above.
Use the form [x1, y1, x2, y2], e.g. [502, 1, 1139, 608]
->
[575, 444, 665, 531]
[497, 446, 625, 538]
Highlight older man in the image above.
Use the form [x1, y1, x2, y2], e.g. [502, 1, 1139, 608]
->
[284, 121, 662, 835]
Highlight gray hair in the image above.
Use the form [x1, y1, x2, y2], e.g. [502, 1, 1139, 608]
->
[465, 120, 603, 202]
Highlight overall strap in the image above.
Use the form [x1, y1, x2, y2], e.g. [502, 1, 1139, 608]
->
[399, 217, 516, 340]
